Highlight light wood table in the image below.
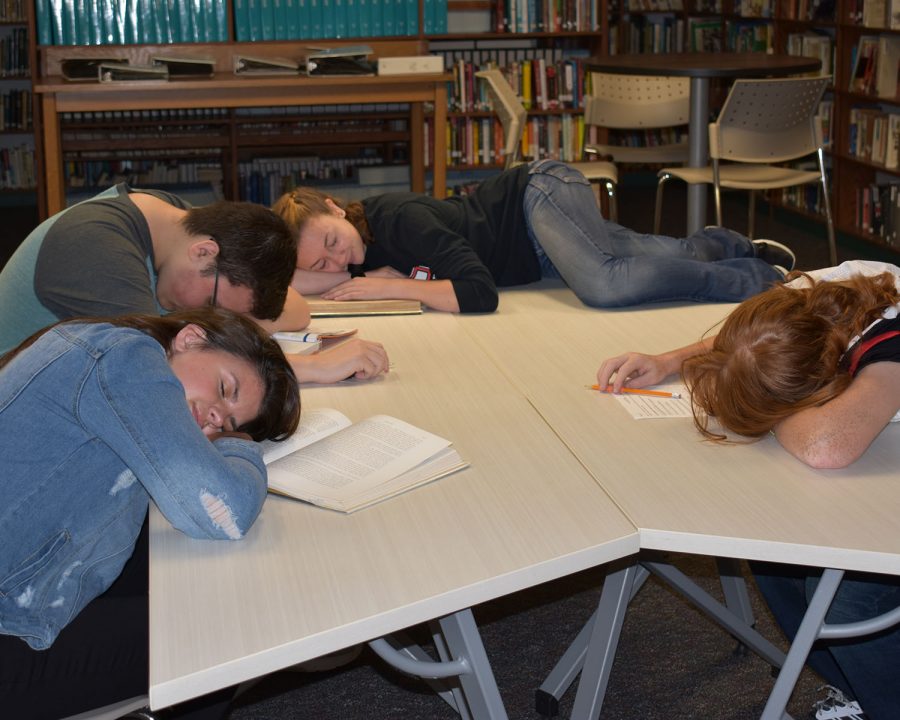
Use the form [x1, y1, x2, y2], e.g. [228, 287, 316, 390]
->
[148, 310, 638, 715]
[459, 282, 900, 719]
[586, 53, 822, 234]
[34, 72, 450, 215]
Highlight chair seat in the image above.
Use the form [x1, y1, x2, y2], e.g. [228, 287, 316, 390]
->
[659, 163, 822, 190]
[587, 142, 689, 165]
[569, 159, 618, 184]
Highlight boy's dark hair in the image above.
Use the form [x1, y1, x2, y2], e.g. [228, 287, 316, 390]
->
[183, 202, 297, 320]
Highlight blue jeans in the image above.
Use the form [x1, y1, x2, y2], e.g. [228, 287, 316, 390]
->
[752, 562, 900, 720]
[522, 159, 783, 307]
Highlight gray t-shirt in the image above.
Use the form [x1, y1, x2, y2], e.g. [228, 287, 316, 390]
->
[0, 184, 190, 353]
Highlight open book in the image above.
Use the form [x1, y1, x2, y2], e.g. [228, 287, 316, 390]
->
[307, 297, 422, 317]
[260, 409, 468, 512]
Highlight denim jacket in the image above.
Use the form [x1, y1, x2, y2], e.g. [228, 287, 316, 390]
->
[0, 323, 268, 650]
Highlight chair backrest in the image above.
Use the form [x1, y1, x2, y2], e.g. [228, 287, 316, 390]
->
[585, 73, 690, 129]
[476, 68, 527, 169]
[709, 76, 830, 163]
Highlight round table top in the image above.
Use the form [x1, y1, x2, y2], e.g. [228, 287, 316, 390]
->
[586, 52, 822, 79]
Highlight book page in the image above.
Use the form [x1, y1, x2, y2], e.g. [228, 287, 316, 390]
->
[259, 408, 352, 464]
[266, 415, 451, 507]
[611, 384, 693, 419]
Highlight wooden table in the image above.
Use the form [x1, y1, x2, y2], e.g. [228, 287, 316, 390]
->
[586, 52, 822, 234]
[33, 72, 450, 215]
[459, 282, 900, 719]
[149, 284, 899, 718]
[148, 310, 638, 715]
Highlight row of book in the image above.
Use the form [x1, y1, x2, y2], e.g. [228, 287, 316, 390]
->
[445, 56, 590, 114]
[848, 0, 900, 28]
[786, 31, 833, 77]
[782, 0, 834, 21]
[238, 156, 397, 204]
[0, 87, 30, 131]
[36, 0, 228, 45]
[849, 34, 900, 98]
[624, 0, 684, 9]
[856, 182, 900, 243]
[64, 158, 223, 190]
[444, 113, 588, 167]
[779, 176, 828, 219]
[620, 17, 772, 55]
[233, 0, 446, 41]
[0, 26, 28, 77]
[848, 107, 900, 169]
[0, 0, 25, 22]
[0, 143, 34, 190]
[733, 0, 775, 17]
[492, 0, 600, 33]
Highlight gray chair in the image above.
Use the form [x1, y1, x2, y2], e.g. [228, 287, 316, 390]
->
[654, 76, 835, 264]
[582, 72, 690, 167]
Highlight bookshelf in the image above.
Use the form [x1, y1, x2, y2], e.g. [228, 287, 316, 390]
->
[0, 3, 35, 198]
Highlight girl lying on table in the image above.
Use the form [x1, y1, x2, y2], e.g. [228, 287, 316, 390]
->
[0, 308, 300, 719]
[273, 159, 794, 314]
[597, 259, 900, 720]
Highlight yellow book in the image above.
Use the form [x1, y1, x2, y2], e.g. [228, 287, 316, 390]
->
[307, 297, 423, 317]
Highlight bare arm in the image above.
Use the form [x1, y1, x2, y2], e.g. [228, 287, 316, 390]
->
[292, 268, 351, 295]
[253, 287, 311, 333]
[287, 337, 390, 384]
[597, 337, 715, 391]
[774, 362, 900, 469]
[320, 277, 461, 313]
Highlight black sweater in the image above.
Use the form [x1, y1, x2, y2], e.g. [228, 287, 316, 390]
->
[361, 164, 540, 312]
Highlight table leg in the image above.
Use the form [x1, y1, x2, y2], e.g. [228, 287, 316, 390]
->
[686, 77, 710, 235]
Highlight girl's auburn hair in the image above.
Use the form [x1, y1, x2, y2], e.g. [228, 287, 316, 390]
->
[273, 187, 373, 246]
[682, 271, 900, 441]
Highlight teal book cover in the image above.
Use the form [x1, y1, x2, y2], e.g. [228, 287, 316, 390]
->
[123, 0, 139, 43]
[309, 0, 322, 39]
[433, 0, 446, 33]
[233, 0, 251, 40]
[422, 0, 433, 33]
[321, 0, 335, 38]
[156, 0, 172, 42]
[296, 0, 311, 38]
[164, 0, 181, 41]
[370, 0, 383, 35]
[247, 0, 262, 39]
[259, 0, 276, 39]
[36, 0, 53, 44]
[214, 0, 228, 39]
[381, 0, 395, 36]
[273, 0, 287, 38]
[330, 0, 345, 37]
[357, 0, 370, 36]
[405, 0, 418, 36]
[284, 0, 299, 37]
[345, 0, 359, 37]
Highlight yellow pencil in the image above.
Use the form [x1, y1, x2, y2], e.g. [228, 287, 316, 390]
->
[588, 384, 682, 399]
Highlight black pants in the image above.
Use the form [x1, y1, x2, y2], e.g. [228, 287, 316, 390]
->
[0, 518, 150, 720]
[0, 518, 235, 720]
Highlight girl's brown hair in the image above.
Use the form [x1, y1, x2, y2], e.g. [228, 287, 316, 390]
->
[682, 271, 900, 441]
[0, 308, 301, 442]
[272, 187, 373, 247]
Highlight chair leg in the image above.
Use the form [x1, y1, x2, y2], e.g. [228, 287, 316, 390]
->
[747, 190, 756, 240]
[605, 181, 618, 223]
[654, 174, 670, 234]
[818, 151, 838, 265]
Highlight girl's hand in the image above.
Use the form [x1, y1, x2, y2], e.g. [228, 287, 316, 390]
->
[291, 338, 390, 383]
[597, 352, 674, 392]
[321, 277, 395, 301]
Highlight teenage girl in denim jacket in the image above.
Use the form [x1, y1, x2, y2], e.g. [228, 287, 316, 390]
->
[0, 308, 300, 719]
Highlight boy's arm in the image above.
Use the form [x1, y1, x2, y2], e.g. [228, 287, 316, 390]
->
[253, 287, 311, 333]
[774, 362, 900, 469]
